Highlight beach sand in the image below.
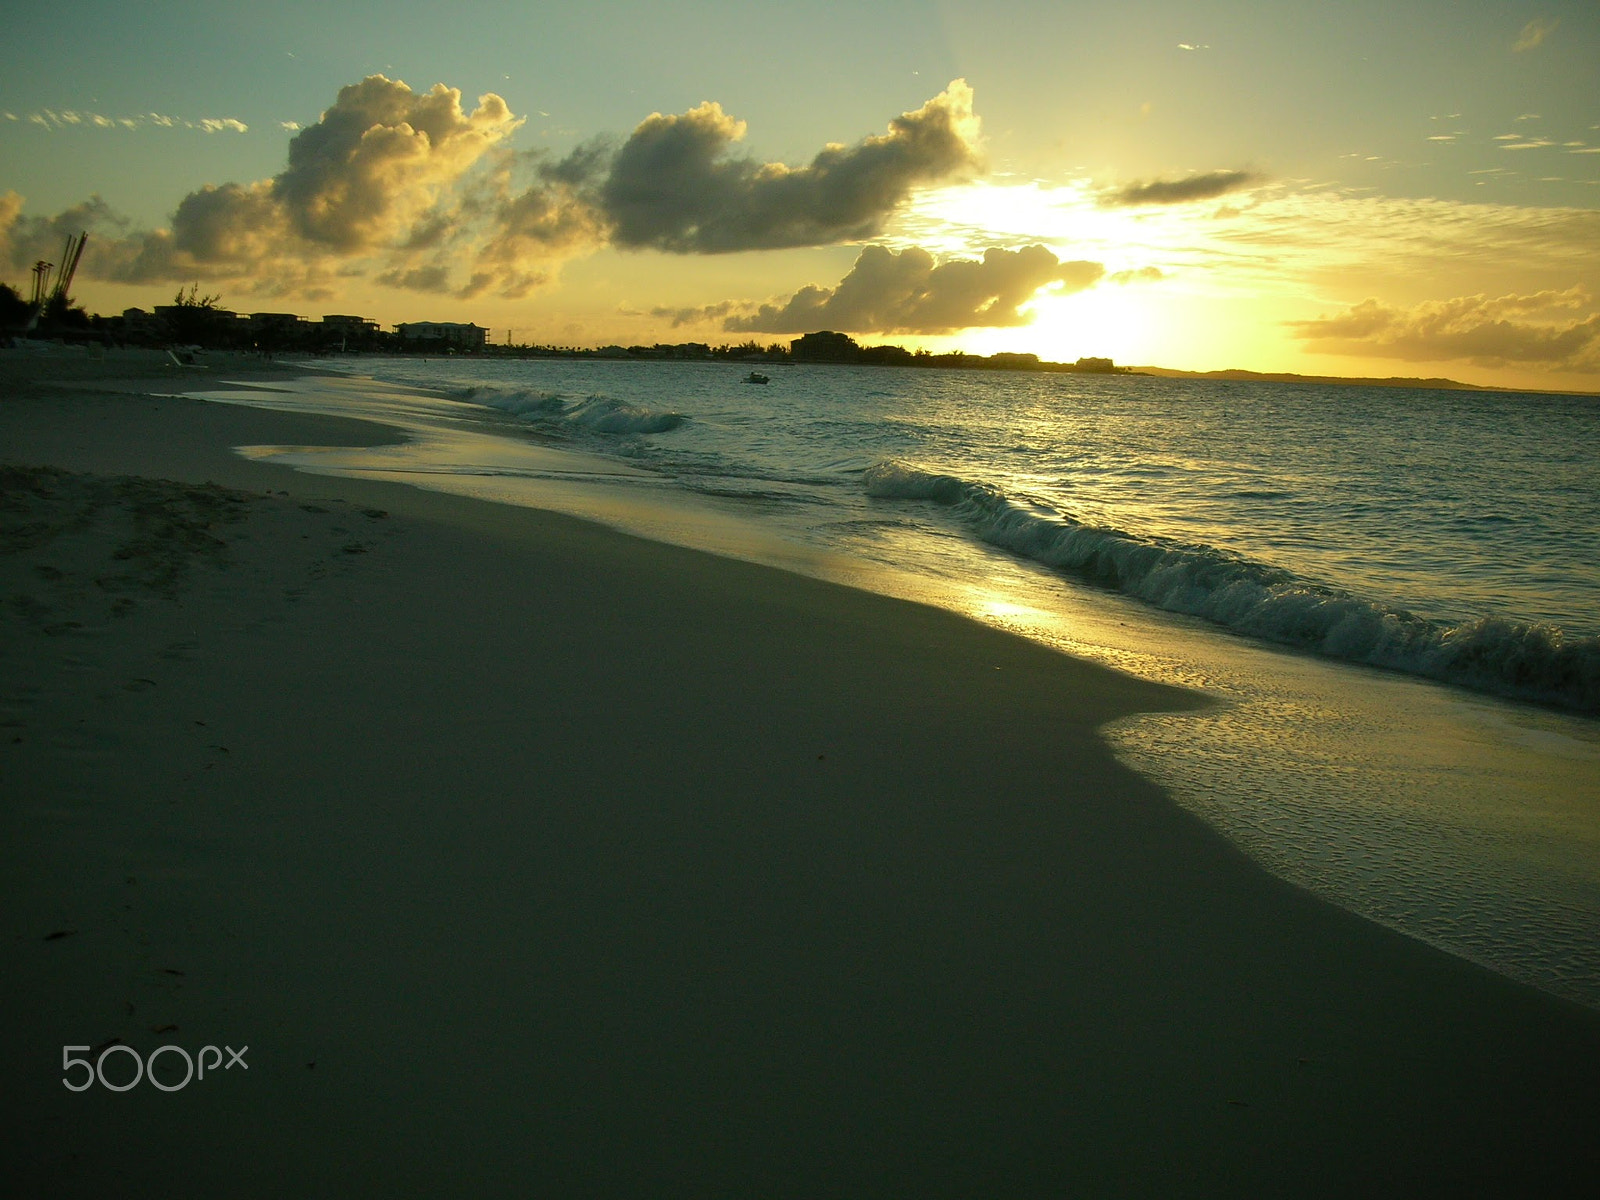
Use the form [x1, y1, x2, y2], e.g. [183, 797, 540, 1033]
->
[3, 347, 1599, 1196]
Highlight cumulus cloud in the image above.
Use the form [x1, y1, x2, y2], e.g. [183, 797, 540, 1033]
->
[5, 76, 988, 302]
[0, 191, 127, 275]
[271, 75, 520, 251]
[700, 244, 1102, 335]
[1512, 17, 1559, 52]
[1290, 287, 1600, 368]
[1102, 169, 1263, 207]
[5, 76, 527, 296]
[597, 81, 981, 252]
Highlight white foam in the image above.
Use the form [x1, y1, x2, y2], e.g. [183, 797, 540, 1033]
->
[865, 460, 1600, 713]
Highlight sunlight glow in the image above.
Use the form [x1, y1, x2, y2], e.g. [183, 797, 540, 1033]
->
[893, 178, 1203, 276]
[890, 178, 1269, 366]
[880, 177, 1600, 381]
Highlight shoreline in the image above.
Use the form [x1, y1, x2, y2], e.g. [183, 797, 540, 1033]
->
[4, 347, 1600, 1195]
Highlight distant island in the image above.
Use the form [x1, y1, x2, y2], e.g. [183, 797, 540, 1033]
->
[1131, 365, 1479, 390]
[1128, 365, 1599, 397]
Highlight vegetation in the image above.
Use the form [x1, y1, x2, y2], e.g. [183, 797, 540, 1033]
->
[501, 332, 1127, 374]
[2, 285, 1129, 376]
[172, 283, 223, 310]
[0, 283, 33, 331]
[0, 280, 89, 336]
[165, 284, 230, 346]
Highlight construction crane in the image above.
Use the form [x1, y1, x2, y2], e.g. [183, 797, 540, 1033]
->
[30, 259, 53, 311]
[23, 233, 87, 331]
[48, 231, 88, 308]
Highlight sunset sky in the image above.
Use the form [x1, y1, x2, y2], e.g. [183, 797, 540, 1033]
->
[3, 0, 1597, 389]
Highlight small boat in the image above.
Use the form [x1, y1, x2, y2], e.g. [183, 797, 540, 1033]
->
[745, 371, 769, 384]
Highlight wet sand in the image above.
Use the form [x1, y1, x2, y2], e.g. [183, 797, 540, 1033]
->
[3, 347, 1599, 1196]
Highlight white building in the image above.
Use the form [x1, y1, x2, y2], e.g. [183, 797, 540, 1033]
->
[396, 321, 487, 350]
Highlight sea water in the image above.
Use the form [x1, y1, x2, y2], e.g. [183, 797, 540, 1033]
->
[188, 358, 1600, 1007]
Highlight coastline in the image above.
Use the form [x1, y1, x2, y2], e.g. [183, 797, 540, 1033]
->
[4, 348, 1600, 1195]
[1129, 363, 1600, 398]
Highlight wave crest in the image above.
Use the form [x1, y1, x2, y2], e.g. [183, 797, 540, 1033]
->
[565, 395, 687, 435]
[457, 384, 686, 435]
[864, 461, 1599, 712]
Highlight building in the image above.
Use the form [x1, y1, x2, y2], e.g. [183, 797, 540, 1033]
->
[321, 314, 380, 339]
[248, 312, 312, 349]
[152, 303, 245, 345]
[122, 307, 171, 342]
[396, 321, 487, 351]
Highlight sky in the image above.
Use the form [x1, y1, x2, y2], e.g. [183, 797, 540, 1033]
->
[2, 0, 1598, 390]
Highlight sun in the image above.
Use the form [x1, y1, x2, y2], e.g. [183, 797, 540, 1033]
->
[890, 178, 1306, 371]
[889, 180, 1177, 362]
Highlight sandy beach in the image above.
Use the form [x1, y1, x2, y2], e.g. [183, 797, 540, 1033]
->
[3, 347, 1599, 1197]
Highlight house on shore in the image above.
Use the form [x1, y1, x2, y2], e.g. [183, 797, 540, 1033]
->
[396, 321, 488, 351]
[322, 314, 381, 344]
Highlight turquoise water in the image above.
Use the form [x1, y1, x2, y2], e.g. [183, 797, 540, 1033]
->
[192, 359, 1600, 1007]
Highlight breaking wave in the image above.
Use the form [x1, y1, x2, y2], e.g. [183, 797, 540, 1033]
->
[865, 461, 1600, 713]
[453, 384, 687, 435]
[563, 395, 687, 434]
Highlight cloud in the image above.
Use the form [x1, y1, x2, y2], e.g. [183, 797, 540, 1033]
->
[710, 243, 1102, 334]
[1290, 287, 1600, 368]
[1101, 169, 1263, 207]
[11, 109, 249, 133]
[598, 80, 982, 252]
[652, 299, 740, 329]
[0, 191, 128, 275]
[1512, 17, 1558, 52]
[7, 76, 527, 295]
[6, 76, 988, 302]
[440, 151, 606, 299]
[272, 74, 520, 251]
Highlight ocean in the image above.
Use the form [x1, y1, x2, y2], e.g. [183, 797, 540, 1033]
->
[190, 357, 1600, 1007]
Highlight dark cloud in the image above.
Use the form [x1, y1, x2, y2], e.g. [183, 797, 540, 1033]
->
[375, 264, 453, 293]
[1102, 169, 1263, 207]
[168, 182, 285, 263]
[600, 81, 981, 253]
[81, 181, 319, 292]
[1290, 289, 1600, 368]
[0, 192, 124, 275]
[651, 299, 739, 329]
[540, 140, 614, 187]
[721, 244, 1103, 335]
